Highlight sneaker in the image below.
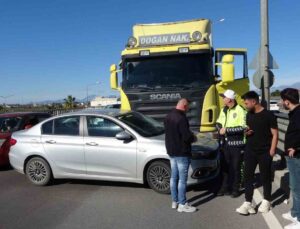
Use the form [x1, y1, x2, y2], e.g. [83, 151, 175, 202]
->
[172, 201, 178, 209]
[177, 203, 197, 213]
[282, 212, 298, 223]
[258, 199, 271, 213]
[236, 202, 256, 215]
[284, 221, 300, 229]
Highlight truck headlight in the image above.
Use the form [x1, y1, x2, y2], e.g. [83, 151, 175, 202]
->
[127, 37, 137, 47]
[192, 31, 202, 42]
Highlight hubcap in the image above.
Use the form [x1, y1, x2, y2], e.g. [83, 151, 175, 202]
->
[149, 165, 170, 191]
[28, 161, 47, 183]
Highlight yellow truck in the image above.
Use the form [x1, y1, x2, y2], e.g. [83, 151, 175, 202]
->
[110, 18, 249, 132]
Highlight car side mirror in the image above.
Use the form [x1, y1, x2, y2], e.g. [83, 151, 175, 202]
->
[115, 131, 132, 141]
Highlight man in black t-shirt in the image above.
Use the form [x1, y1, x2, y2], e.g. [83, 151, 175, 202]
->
[280, 88, 300, 229]
[236, 91, 278, 215]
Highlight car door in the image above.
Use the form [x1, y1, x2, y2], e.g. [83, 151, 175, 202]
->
[83, 115, 137, 180]
[41, 116, 86, 175]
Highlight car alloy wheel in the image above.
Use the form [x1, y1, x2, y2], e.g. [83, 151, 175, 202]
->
[147, 161, 171, 194]
[26, 157, 52, 186]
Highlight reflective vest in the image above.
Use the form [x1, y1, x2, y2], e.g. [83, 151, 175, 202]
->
[216, 104, 247, 147]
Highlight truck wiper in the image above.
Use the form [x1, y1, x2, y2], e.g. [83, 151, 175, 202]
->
[164, 85, 193, 90]
[135, 86, 155, 91]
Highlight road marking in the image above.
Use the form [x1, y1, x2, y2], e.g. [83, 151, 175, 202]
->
[253, 189, 283, 229]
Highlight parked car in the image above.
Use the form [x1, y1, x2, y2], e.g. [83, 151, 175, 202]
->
[270, 100, 280, 111]
[9, 109, 219, 193]
[104, 104, 121, 109]
[0, 112, 51, 166]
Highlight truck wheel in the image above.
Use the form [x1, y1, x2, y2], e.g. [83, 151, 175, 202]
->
[146, 161, 171, 194]
[25, 157, 52, 186]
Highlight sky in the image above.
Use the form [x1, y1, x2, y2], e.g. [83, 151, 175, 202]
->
[0, 0, 299, 104]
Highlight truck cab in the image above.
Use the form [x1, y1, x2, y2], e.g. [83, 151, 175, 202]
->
[110, 19, 249, 132]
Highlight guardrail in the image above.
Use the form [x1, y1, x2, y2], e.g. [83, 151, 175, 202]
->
[0, 108, 83, 116]
[275, 112, 289, 154]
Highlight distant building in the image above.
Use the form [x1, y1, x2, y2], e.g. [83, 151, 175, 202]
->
[90, 97, 120, 107]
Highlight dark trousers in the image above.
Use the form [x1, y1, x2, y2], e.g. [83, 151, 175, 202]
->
[220, 145, 243, 192]
[244, 150, 272, 202]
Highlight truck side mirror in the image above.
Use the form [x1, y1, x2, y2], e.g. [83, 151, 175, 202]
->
[110, 64, 118, 90]
[215, 54, 235, 83]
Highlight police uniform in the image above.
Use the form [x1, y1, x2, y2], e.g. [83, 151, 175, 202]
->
[216, 99, 247, 195]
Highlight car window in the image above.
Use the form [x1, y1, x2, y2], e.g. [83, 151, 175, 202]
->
[86, 116, 123, 137]
[54, 116, 80, 136]
[42, 120, 53, 135]
[0, 117, 22, 133]
[36, 114, 51, 122]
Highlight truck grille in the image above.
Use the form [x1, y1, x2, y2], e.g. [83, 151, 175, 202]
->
[127, 91, 205, 128]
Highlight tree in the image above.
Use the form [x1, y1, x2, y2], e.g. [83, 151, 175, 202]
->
[64, 95, 76, 109]
[271, 90, 281, 97]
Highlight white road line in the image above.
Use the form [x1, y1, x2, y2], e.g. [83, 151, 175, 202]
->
[253, 189, 283, 229]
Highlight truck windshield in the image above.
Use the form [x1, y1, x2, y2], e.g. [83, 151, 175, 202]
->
[122, 53, 212, 90]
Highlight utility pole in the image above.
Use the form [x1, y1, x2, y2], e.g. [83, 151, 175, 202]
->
[250, 0, 278, 104]
[261, 0, 270, 109]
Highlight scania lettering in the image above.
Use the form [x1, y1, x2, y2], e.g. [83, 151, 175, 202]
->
[109, 19, 249, 132]
[150, 93, 182, 101]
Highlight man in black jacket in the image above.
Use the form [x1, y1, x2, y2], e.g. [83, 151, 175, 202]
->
[280, 88, 300, 229]
[164, 98, 197, 213]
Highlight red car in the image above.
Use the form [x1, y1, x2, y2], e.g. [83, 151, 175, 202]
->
[0, 112, 51, 166]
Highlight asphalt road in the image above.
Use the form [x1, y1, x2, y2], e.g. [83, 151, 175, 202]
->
[0, 168, 287, 229]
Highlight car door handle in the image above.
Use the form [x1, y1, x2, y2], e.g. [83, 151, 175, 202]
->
[45, 140, 56, 144]
[86, 142, 98, 146]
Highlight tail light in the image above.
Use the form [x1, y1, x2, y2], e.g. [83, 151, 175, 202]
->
[9, 138, 17, 146]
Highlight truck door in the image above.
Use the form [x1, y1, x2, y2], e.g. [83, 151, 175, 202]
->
[214, 49, 250, 110]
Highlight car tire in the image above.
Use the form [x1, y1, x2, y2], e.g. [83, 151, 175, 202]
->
[25, 157, 52, 186]
[146, 161, 171, 194]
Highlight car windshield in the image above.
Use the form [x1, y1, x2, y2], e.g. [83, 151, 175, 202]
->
[116, 112, 164, 137]
[122, 53, 212, 91]
[0, 117, 22, 133]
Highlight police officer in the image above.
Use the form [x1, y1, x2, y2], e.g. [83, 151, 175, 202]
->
[216, 89, 247, 198]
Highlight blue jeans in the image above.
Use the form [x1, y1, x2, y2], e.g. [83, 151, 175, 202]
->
[286, 157, 300, 221]
[169, 156, 191, 205]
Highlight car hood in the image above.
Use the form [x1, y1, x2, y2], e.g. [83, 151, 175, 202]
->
[148, 133, 219, 152]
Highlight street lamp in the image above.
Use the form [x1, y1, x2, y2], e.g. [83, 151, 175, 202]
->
[86, 82, 100, 106]
[0, 95, 14, 106]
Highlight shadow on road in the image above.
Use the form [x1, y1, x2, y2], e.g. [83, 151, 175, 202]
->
[187, 176, 220, 207]
[188, 190, 216, 207]
[0, 165, 13, 171]
[272, 188, 288, 208]
[52, 178, 146, 189]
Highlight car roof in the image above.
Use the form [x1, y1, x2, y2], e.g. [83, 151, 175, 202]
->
[0, 112, 51, 118]
[55, 108, 131, 118]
